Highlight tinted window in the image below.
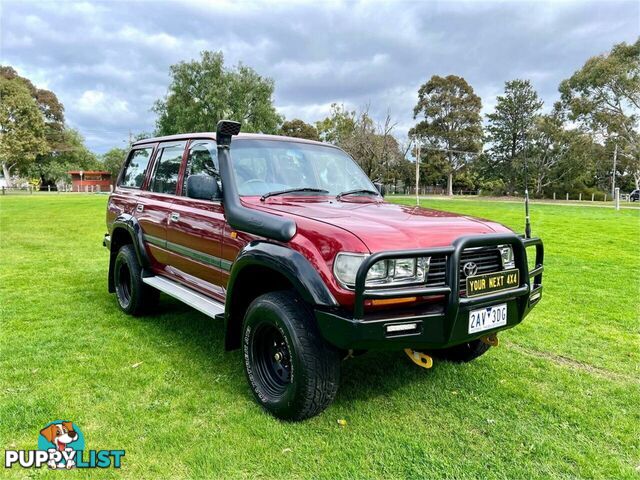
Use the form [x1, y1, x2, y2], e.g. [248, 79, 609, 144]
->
[120, 148, 153, 188]
[183, 142, 219, 196]
[149, 142, 185, 195]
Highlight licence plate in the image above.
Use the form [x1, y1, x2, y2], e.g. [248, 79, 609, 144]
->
[466, 268, 519, 297]
[468, 303, 507, 334]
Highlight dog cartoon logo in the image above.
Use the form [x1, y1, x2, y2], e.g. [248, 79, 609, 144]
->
[37, 421, 84, 469]
[4, 420, 124, 469]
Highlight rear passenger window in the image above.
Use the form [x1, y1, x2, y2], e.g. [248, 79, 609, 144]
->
[120, 147, 153, 189]
[182, 142, 219, 196]
[149, 142, 186, 195]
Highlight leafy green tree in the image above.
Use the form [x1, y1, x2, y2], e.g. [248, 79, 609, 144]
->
[417, 148, 449, 191]
[153, 51, 282, 135]
[317, 106, 404, 182]
[0, 76, 49, 185]
[390, 157, 415, 193]
[486, 79, 544, 193]
[315, 103, 356, 144]
[102, 147, 128, 183]
[280, 119, 319, 141]
[410, 75, 483, 196]
[560, 39, 640, 188]
[617, 133, 640, 189]
[1, 66, 66, 158]
[0, 66, 65, 127]
[527, 110, 595, 196]
[0, 66, 100, 188]
[28, 129, 99, 186]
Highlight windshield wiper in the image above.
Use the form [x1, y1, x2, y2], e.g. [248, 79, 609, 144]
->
[336, 189, 380, 200]
[260, 187, 329, 201]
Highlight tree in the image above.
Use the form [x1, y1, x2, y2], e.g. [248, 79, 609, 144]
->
[560, 39, 640, 189]
[316, 105, 404, 182]
[0, 66, 65, 127]
[27, 129, 99, 187]
[280, 119, 319, 141]
[411, 75, 483, 196]
[0, 76, 49, 185]
[1, 66, 66, 156]
[0, 66, 101, 188]
[153, 51, 282, 135]
[102, 147, 128, 183]
[486, 79, 544, 193]
[617, 132, 640, 189]
[527, 110, 594, 196]
[315, 103, 356, 144]
[391, 157, 415, 194]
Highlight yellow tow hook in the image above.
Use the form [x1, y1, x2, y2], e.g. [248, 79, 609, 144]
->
[481, 333, 499, 347]
[404, 349, 433, 369]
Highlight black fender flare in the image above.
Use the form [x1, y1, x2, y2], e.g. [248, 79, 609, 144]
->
[224, 241, 338, 349]
[107, 214, 151, 291]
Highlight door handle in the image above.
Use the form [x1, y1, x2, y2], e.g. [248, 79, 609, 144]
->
[170, 212, 180, 222]
[136, 204, 144, 213]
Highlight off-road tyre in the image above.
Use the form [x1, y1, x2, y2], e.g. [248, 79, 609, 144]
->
[242, 291, 341, 421]
[431, 339, 490, 363]
[113, 244, 159, 315]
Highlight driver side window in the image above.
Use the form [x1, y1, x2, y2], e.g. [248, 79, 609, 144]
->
[183, 141, 220, 198]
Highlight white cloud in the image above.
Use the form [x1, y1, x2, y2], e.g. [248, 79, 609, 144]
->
[76, 90, 132, 119]
[1, 0, 637, 153]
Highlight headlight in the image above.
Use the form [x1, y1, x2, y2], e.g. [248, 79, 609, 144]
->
[333, 253, 430, 288]
[498, 245, 515, 269]
[333, 253, 366, 286]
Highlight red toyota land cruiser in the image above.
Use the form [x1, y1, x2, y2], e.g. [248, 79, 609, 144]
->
[104, 121, 544, 420]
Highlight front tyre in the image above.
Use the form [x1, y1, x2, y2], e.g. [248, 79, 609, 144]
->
[242, 291, 341, 421]
[430, 339, 490, 363]
[113, 244, 158, 315]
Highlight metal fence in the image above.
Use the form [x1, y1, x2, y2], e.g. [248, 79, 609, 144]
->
[1, 185, 114, 195]
[387, 185, 636, 203]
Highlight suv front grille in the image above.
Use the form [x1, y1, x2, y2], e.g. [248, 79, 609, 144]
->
[426, 255, 447, 286]
[426, 247, 503, 296]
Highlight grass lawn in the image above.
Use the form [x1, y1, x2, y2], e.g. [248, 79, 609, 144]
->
[1, 194, 638, 479]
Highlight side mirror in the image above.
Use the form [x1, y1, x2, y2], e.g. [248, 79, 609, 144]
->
[186, 174, 220, 201]
[373, 182, 386, 197]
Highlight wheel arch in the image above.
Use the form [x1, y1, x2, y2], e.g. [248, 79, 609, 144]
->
[107, 214, 150, 292]
[224, 241, 338, 350]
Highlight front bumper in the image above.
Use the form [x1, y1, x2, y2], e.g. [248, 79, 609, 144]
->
[315, 233, 544, 351]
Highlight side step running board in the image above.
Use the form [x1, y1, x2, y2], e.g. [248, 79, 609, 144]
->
[142, 275, 225, 318]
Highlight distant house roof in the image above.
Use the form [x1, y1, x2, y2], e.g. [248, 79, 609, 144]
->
[67, 171, 111, 175]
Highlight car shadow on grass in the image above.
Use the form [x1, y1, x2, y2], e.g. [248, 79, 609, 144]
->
[336, 351, 440, 404]
[130, 294, 249, 397]
[135, 294, 443, 407]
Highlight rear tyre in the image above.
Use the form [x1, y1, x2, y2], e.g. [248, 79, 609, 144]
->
[113, 244, 158, 315]
[242, 291, 341, 421]
[430, 339, 490, 363]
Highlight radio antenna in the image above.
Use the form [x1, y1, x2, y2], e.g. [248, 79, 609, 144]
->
[523, 130, 531, 239]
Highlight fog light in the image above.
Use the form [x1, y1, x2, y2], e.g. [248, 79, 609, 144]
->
[498, 245, 515, 269]
[386, 323, 418, 333]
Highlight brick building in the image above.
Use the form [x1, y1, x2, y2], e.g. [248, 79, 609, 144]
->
[68, 171, 112, 192]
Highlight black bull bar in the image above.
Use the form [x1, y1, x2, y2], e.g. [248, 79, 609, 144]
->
[353, 233, 544, 320]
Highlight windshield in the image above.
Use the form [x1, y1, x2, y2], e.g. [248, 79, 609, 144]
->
[230, 139, 376, 196]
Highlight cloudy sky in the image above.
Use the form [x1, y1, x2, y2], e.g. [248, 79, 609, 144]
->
[2, 0, 638, 153]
